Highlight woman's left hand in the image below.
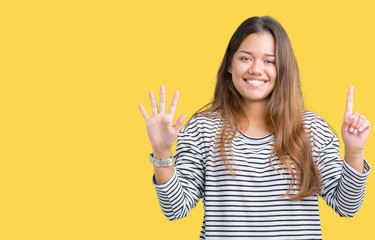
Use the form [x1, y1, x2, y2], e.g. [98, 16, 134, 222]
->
[341, 85, 371, 152]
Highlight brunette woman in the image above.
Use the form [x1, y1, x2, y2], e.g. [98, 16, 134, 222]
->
[138, 16, 371, 239]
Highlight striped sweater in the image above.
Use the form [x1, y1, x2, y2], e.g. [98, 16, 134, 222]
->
[152, 111, 371, 239]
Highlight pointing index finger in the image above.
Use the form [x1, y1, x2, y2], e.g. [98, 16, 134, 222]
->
[345, 85, 354, 114]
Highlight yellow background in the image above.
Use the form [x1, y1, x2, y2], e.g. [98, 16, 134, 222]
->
[1, 0, 374, 239]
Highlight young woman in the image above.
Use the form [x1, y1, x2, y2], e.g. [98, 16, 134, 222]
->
[138, 16, 371, 239]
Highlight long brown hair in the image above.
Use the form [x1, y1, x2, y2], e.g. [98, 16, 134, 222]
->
[194, 16, 320, 201]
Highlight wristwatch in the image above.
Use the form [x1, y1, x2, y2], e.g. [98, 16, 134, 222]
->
[149, 152, 173, 167]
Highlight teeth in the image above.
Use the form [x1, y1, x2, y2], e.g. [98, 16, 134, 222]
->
[246, 80, 265, 85]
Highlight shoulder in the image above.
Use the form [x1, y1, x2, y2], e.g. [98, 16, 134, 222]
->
[303, 111, 332, 130]
[303, 111, 338, 149]
[180, 111, 223, 135]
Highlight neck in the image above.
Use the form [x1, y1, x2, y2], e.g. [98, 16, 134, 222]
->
[240, 99, 271, 137]
[243, 100, 267, 121]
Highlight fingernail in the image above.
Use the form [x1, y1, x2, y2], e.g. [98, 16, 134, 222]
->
[354, 129, 358, 134]
[349, 127, 354, 132]
[359, 127, 363, 132]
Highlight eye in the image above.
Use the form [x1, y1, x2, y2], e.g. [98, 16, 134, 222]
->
[265, 60, 275, 64]
[240, 57, 252, 62]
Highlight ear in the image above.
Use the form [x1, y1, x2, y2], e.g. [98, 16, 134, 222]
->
[228, 65, 232, 74]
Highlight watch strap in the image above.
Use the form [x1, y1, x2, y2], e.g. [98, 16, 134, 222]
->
[149, 152, 173, 167]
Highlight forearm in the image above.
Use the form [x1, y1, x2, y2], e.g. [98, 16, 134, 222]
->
[153, 149, 175, 184]
[325, 158, 370, 217]
[152, 148, 204, 221]
[344, 147, 364, 174]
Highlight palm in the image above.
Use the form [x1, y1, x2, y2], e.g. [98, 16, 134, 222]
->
[342, 126, 369, 150]
[146, 114, 179, 148]
[138, 85, 187, 152]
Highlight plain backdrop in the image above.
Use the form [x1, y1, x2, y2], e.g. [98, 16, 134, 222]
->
[0, 0, 374, 239]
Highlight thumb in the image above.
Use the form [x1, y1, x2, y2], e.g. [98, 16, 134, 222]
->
[175, 114, 187, 130]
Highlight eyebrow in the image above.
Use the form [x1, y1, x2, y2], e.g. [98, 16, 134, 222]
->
[238, 50, 275, 57]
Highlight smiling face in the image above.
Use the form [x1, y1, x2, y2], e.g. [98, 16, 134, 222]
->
[228, 32, 277, 104]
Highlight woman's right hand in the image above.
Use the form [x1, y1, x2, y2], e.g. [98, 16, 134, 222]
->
[138, 85, 187, 157]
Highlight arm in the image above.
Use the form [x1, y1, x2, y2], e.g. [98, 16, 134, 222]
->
[315, 86, 371, 217]
[138, 85, 187, 185]
[138, 85, 204, 220]
[153, 126, 205, 221]
[314, 124, 370, 217]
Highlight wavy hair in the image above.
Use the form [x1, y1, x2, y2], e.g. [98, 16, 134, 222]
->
[195, 16, 320, 201]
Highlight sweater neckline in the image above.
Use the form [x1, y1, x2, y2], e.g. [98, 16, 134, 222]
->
[237, 129, 274, 145]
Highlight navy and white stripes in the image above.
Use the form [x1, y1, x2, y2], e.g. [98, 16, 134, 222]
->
[153, 111, 370, 239]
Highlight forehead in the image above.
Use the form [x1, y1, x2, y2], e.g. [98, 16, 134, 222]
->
[237, 32, 275, 55]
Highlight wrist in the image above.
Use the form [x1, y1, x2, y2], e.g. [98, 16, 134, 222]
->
[344, 147, 365, 174]
[152, 149, 172, 159]
[344, 147, 364, 158]
[150, 152, 173, 167]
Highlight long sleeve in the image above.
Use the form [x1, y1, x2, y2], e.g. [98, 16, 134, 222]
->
[307, 112, 371, 217]
[152, 118, 207, 221]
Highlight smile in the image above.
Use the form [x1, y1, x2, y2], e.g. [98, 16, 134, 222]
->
[244, 79, 267, 87]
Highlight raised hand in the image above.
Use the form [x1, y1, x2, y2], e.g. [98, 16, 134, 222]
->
[341, 85, 371, 152]
[138, 85, 187, 157]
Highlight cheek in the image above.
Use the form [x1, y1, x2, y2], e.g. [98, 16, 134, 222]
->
[266, 67, 277, 81]
[232, 64, 247, 77]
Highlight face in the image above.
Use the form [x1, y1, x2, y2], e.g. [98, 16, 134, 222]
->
[228, 32, 276, 104]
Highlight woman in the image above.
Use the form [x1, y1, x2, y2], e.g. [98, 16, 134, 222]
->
[138, 16, 371, 239]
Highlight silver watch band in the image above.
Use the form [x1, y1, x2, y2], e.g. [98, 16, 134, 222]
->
[149, 152, 173, 167]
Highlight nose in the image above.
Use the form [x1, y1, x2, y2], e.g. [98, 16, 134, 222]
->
[249, 60, 263, 75]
